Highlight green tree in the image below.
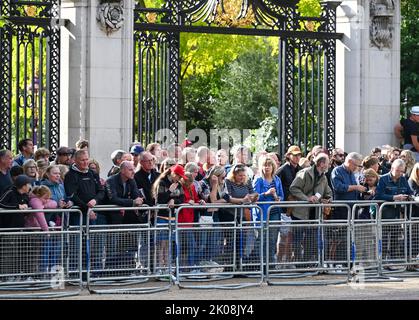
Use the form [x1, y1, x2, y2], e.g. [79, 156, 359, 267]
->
[211, 42, 279, 130]
[401, 0, 419, 116]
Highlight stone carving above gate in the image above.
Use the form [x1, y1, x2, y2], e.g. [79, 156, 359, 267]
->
[97, 0, 124, 35]
[370, 0, 394, 49]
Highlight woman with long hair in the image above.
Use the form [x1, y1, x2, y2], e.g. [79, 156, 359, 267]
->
[253, 156, 284, 264]
[400, 150, 416, 178]
[152, 164, 186, 273]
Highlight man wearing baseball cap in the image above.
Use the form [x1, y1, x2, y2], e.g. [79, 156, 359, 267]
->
[394, 105, 419, 161]
[130, 144, 144, 169]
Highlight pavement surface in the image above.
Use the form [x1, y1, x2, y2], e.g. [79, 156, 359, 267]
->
[62, 274, 419, 300]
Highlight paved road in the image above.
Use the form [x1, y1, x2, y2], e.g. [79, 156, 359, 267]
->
[65, 276, 419, 300]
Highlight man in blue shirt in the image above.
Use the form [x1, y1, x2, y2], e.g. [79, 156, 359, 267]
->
[331, 152, 367, 218]
[375, 158, 412, 218]
[330, 152, 366, 265]
[375, 159, 412, 260]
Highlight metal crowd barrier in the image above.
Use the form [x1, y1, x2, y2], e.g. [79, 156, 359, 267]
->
[4, 200, 419, 297]
[347, 201, 404, 283]
[265, 202, 351, 286]
[378, 201, 419, 278]
[174, 204, 264, 289]
[85, 205, 173, 294]
[0, 208, 83, 299]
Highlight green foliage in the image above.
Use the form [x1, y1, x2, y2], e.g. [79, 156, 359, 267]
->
[142, 0, 165, 8]
[180, 34, 266, 79]
[401, 0, 419, 116]
[297, 0, 322, 17]
[210, 43, 279, 130]
[180, 68, 223, 133]
[0, 16, 7, 28]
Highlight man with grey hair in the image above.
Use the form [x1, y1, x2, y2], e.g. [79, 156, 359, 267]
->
[331, 152, 366, 212]
[375, 159, 412, 261]
[290, 153, 333, 262]
[107, 149, 131, 177]
[134, 151, 159, 207]
[330, 152, 366, 266]
[375, 159, 412, 218]
[290, 153, 333, 217]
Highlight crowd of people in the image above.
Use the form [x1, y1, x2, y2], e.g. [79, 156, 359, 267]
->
[1, 108, 419, 272]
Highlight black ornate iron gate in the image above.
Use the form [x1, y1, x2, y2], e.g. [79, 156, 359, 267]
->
[0, 0, 60, 154]
[133, 0, 342, 155]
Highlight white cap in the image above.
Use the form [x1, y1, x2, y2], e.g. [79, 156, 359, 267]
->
[410, 106, 419, 115]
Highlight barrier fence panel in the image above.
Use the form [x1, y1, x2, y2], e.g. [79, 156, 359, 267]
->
[0, 209, 83, 299]
[349, 202, 384, 283]
[85, 206, 173, 294]
[378, 202, 410, 275]
[265, 202, 351, 286]
[409, 215, 419, 272]
[376, 201, 419, 279]
[174, 204, 264, 289]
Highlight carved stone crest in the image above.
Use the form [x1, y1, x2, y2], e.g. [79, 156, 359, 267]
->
[370, 0, 394, 49]
[97, 1, 124, 35]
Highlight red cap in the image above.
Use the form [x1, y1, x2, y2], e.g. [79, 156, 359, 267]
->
[181, 139, 193, 148]
[171, 164, 188, 180]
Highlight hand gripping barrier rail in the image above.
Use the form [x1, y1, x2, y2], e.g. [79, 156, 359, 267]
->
[265, 202, 351, 286]
[377, 201, 419, 278]
[85, 205, 173, 294]
[0, 208, 83, 299]
[174, 203, 264, 289]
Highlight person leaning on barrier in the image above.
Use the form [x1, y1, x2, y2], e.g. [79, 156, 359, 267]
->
[375, 159, 413, 219]
[152, 164, 186, 212]
[0, 175, 31, 228]
[358, 169, 380, 219]
[134, 151, 160, 207]
[105, 161, 144, 224]
[375, 159, 413, 262]
[289, 153, 333, 220]
[331, 152, 366, 219]
[289, 153, 333, 263]
[64, 149, 105, 225]
[41, 165, 73, 226]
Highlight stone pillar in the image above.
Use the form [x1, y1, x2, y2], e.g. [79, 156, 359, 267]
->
[61, 0, 133, 176]
[336, 0, 400, 155]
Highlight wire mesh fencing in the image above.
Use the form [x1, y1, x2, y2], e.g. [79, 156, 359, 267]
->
[0, 209, 83, 299]
[85, 206, 173, 294]
[174, 204, 264, 289]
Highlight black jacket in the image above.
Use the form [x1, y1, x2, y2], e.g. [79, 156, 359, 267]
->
[0, 186, 29, 228]
[276, 162, 301, 200]
[134, 168, 159, 206]
[156, 175, 184, 218]
[105, 173, 141, 207]
[105, 173, 143, 224]
[64, 165, 105, 212]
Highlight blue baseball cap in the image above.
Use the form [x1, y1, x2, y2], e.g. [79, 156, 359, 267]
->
[130, 145, 144, 155]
